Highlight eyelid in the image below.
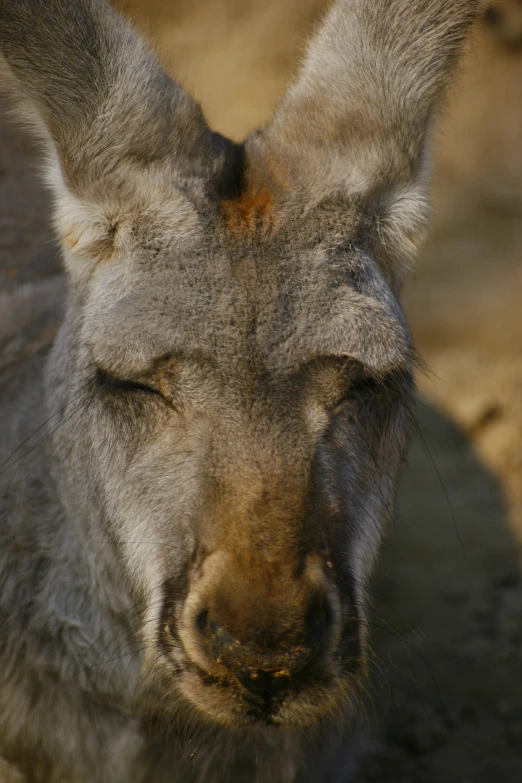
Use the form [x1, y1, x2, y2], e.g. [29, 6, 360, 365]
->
[95, 368, 162, 396]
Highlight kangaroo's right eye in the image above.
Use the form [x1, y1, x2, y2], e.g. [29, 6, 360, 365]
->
[94, 368, 163, 398]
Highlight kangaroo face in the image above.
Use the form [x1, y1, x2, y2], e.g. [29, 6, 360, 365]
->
[0, 0, 480, 736]
[59, 203, 414, 725]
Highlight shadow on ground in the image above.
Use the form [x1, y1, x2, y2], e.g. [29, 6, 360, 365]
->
[358, 401, 522, 783]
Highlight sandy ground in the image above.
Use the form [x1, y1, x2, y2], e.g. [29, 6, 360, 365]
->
[1, 2, 522, 781]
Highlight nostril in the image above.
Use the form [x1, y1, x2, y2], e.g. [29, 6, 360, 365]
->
[322, 594, 334, 629]
[484, 7, 502, 27]
[304, 593, 333, 652]
[196, 608, 209, 637]
[195, 609, 237, 662]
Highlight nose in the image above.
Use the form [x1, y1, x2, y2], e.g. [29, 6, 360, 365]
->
[195, 589, 333, 688]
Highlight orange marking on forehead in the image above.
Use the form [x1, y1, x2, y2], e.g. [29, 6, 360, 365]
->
[220, 185, 276, 235]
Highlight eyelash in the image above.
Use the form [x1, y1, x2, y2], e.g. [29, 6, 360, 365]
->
[95, 368, 162, 397]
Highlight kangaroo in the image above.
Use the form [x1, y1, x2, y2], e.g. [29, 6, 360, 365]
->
[0, 1, 481, 781]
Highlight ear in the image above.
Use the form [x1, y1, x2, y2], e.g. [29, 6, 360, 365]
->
[0, 0, 226, 280]
[253, 0, 484, 281]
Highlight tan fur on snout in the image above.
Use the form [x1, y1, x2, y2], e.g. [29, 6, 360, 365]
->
[179, 549, 340, 667]
[173, 429, 345, 725]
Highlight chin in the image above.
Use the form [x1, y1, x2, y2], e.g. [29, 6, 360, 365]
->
[171, 660, 363, 731]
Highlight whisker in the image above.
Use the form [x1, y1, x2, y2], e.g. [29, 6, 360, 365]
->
[414, 415, 466, 559]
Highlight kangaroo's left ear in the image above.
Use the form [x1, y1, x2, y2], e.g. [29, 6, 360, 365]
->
[248, 0, 484, 283]
[0, 0, 230, 280]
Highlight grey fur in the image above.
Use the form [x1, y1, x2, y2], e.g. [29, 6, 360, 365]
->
[0, 1, 480, 781]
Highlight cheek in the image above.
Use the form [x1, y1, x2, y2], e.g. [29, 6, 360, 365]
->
[95, 412, 203, 596]
[321, 409, 410, 590]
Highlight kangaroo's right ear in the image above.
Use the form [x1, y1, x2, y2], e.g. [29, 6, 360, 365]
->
[0, 0, 223, 278]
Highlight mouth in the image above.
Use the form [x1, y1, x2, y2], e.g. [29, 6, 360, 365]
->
[172, 653, 360, 729]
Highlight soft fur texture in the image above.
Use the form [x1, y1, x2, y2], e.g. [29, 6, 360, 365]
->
[0, 1, 481, 781]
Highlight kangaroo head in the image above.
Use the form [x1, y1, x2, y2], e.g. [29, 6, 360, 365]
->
[0, 0, 480, 728]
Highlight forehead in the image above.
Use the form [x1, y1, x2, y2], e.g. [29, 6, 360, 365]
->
[84, 231, 409, 375]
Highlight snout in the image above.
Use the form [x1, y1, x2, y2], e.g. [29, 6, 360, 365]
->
[194, 588, 333, 720]
[172, 551, 355, 726]
[196, 587, 331, 670]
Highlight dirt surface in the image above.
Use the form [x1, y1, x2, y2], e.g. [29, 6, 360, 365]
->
[1, 3, 522, 782]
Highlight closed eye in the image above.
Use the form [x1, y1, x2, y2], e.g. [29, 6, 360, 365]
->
[95, 368, 163, 397]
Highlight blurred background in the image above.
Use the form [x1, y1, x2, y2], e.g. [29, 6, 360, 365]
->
[1, 1, 522, 780]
